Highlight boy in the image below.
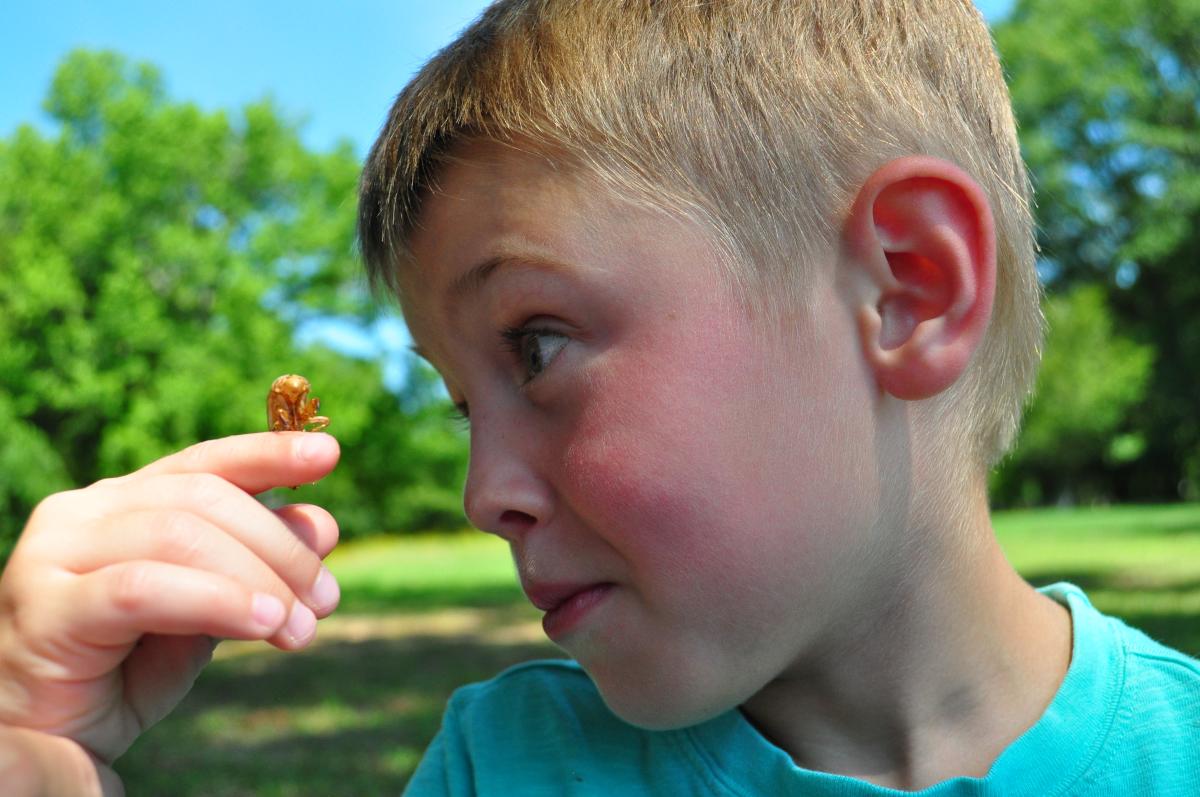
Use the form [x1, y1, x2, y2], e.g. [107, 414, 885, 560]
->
[1, 0, 1197, 794]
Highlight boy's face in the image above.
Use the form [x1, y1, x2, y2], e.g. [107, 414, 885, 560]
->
[402, 141, 893, 728]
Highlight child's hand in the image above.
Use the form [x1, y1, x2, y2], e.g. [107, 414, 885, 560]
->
[0, 432, 341, 765]
[0, 723, 124, 796]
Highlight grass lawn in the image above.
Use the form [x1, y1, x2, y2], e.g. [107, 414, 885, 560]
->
[116, 503, 1200, 795]
[994, 504, 1200, 657]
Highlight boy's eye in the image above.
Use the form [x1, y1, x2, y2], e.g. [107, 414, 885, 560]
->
[448, 400, 470, 426]
[501, 325, 568, 383]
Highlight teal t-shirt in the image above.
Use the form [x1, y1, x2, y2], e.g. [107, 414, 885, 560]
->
[404, 583, 1200, 795]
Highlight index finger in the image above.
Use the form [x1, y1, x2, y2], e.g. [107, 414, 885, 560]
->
[132, 432, 340, 495]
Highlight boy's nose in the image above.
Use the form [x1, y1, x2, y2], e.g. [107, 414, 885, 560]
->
[462, 418, 551, 542]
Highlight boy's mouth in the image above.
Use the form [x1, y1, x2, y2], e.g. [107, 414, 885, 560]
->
[522, 580, 615, 639]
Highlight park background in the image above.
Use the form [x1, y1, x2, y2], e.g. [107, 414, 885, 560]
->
[1, 0, 1197, 793]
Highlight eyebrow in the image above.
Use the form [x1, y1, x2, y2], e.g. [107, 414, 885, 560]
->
[448, 253, 507, 299]
[448, 251, 568, 300]
[408, 251, 572, 364]
[406, 255, 515, 365]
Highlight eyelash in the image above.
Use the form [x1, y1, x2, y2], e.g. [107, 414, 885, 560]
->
[447, 401, 471, 427]
[499, 324, 568, 385]
[445, 324, 569, 426]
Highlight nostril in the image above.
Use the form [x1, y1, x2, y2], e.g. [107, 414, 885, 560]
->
[499, 509, 537, 529]
[487, 509, 538, 542]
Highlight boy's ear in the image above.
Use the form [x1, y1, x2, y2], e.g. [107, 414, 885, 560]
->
[842, 155, 996, 401]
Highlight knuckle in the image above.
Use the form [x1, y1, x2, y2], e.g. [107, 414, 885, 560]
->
[110, 563, 155, 613]
[157, 511, 207, 561]
[1, 592, 40, 660]
[2, 571, 38, 620]
[181, 472, 232, 508]
[177, 438, 223, 470]
[28, 489, 78, 522]
[28, 492, 61, 520]
[90, 475, 128, 491]
[280, 529, 320, 582]
[16, 490, 88, 558]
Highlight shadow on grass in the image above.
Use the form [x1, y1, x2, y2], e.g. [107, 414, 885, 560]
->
[1143, 517, 1200, 536]
[117, 614, 562, 796]
[1022, 569, 1200, 658]
[114, 543, 1200, 795]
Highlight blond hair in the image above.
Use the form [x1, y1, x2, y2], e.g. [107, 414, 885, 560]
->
[358, 0, 1043, 469]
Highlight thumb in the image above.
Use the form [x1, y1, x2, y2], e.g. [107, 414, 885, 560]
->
[0, 724, 124, 796]
[119, 634, 215, 749]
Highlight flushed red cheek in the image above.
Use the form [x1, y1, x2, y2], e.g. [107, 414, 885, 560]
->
[561, 394, 708, 548]
[556, 341, 762, 574]
[556, 367, 800, 660]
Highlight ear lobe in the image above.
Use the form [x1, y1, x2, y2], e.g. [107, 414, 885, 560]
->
[847, 157, 997, 401]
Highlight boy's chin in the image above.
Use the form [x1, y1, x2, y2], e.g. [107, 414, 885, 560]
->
[585, 659, 746, 731]
[600, 689, 729, 731]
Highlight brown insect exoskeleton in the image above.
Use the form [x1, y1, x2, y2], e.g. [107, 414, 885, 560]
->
[268, 374, 329, 490]
[268, 374, 330, 432]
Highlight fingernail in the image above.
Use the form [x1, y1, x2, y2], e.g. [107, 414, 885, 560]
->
[285, 601, 317, 645]
[251, 593, 287, 631]
[310, 566, 340, 614]
[297, 433, 336, 462]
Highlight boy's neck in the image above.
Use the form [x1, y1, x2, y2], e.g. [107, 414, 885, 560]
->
[739, 490, 1073, 791]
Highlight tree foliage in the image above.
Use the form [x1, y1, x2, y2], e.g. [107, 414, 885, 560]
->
[994, 0, 1200, 501]
[991, 285, 1154, 505]
[0, 50, 468, 557]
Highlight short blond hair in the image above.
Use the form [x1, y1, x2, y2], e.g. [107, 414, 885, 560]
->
[358, 0, 1043, 469]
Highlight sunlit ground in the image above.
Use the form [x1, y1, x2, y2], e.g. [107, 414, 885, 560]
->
[116, 503, 1200, 795]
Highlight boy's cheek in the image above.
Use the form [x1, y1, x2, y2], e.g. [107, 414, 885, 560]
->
[557, 337, 775, 559]
[559, 379, 713, 545]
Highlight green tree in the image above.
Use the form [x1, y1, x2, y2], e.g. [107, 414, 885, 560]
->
[991, 285, 1154, 505]
[0, 50, 468, 558]
[994, 0, 1200, 500]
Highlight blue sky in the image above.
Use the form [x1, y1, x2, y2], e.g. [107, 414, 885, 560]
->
[1, 0, 1015, 158]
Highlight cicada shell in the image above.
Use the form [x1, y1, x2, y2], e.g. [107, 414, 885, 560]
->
[268, 374, 330, 433]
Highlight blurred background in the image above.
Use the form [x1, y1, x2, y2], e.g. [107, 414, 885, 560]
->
[1, 1, 1197, 794]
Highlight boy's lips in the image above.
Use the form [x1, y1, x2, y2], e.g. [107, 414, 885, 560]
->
[522, 580, 616, 639]
[522, 580, 608, 612]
